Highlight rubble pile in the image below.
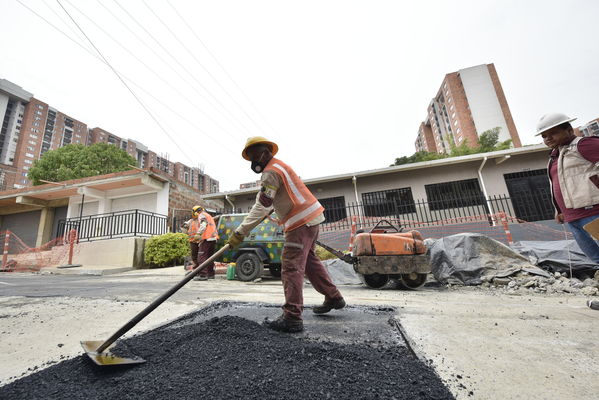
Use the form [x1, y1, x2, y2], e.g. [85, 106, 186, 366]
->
[461, 271, 599, 296]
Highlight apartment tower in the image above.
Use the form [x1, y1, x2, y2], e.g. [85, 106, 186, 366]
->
[414, 64, 521, 154]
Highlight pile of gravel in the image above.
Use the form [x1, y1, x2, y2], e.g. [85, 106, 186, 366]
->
[454, 271, 599, 296]
[0, 316, 454, 400]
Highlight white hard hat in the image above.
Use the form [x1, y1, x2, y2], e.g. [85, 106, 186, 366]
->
[535, 113, 576, 136]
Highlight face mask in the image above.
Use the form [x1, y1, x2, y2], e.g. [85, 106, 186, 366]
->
[251, 160, 266, 173]
[251, 152, 268, 174]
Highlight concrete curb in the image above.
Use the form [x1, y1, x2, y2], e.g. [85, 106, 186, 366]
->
[40, 267, 134, 276]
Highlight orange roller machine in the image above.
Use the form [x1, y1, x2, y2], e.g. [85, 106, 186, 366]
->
[317, 220, 431, 290]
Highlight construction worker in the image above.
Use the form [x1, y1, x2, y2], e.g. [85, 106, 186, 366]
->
[537, 112, 599, 274]
[227, 137, 346, 333]
[184, 205, 219, 281]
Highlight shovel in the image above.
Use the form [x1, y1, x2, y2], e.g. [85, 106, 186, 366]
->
[81, 243, 231, 366]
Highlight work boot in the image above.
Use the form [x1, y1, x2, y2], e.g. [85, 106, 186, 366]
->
[263, 316, 304, 333]
[194, 274, 215, 281]
[313, 297, 346, 314]
[588, 300, 599, 311]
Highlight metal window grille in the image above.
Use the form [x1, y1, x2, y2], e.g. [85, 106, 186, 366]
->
[318, 196, 347, 223]
[362, 188, 416, 217]
[425, 178, 485, 211]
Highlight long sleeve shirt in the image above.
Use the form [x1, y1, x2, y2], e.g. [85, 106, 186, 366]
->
[236, 170, 324, 236]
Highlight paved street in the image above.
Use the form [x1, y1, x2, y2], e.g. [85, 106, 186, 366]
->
[1, 270, 598, 399]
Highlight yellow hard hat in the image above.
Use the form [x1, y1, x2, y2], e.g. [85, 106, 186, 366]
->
[242, 136, 278, 160]
[192, 205, 203, 214]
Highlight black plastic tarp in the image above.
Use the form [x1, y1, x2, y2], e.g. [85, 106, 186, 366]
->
[429, 233, 551, 285]
[510, 240, 598, 275]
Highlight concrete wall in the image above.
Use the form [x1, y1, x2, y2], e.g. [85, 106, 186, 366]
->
[459, 64, 510, 142]
[112, 193, 158, 213]
[73, 237, 146, 268]
[228, 150, 549, 211]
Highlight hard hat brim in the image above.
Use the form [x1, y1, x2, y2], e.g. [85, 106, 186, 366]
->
[242, 138, 279, 160]
[535, 117, 577, 136]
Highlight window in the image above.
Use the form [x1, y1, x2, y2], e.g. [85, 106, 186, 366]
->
[30, 134, 38, 139]
[27, 146, 35, 151]
[28, 140, 36, 145]
[447, 97, 452, 103]
[24, 159, 33, 164]
[425, 179, 484, 211]
[25, 152, 34, 157]
[453, 120, 458, 126]
[451, 112, 456, 119]
[318, 196, 347, 223]
[362, 188, 415, 217]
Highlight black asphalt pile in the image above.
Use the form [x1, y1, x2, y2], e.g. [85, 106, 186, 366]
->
[0, 315, 454, 400]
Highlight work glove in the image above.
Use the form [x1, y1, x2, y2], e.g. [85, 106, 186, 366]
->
[227, 232, 245, 248]
[192, 234, 202, 242]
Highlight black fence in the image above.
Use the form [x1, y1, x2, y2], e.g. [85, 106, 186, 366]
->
[166, 191, 554, 235]
[319, 192, 554, 231]
[57, 209, 168, 242]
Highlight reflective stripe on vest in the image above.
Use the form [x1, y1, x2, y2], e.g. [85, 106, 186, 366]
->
[200, 211, 219, 240]
[264, 157, 324, 232]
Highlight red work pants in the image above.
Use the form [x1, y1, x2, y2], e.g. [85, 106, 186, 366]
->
[191, 240, 216, 276]
[281, 224, 342, 320]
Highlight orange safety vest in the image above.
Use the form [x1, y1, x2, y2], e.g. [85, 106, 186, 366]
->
[264, 157, 324, 232]
[187, 211, 219, 242]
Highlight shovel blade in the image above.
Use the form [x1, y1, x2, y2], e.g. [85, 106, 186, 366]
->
[80, 340, 145, 366]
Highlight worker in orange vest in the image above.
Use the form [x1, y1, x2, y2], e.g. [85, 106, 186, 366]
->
[184, 205, 219, 281]
[227, 137, 346, 332]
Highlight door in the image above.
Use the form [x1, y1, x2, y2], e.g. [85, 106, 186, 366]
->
[504, 170, 554, 221]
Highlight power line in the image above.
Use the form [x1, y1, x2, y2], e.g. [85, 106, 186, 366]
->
[55, 0, 197, 165]
[166, 0, 283, 142]
[16, 0, 237, 156]
[94, 0, 245, 142]
[63, 0, 241, 144]
[143, 0, 269, 138]
[112, 1, 256, 137]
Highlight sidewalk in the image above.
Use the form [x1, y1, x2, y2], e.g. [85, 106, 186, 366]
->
[40, 264, 229, 277]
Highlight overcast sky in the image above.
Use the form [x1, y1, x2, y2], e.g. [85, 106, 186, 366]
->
[2, 0, 598, 191]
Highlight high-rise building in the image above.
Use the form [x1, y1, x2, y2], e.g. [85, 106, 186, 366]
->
[579, 118, 599, 137]
[414, 64, 521, 154]
[0, 78, 219, 193]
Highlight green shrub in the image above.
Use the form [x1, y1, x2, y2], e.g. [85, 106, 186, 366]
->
[144, 233, 190, 268]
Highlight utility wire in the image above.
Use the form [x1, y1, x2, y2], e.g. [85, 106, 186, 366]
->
[95, 0, 244, 142]
[143, 0, 269, 138]
[166, 0, 283, 142]
[16, 0, 236, 156]
[63, 0, 241, 144]
[112, 0, 255, 137]
[55, 0, 197, 165]
[42, 0, 91, 52]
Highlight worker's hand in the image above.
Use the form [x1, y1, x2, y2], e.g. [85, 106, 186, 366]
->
[555, 213, 565, 224]
[227, 232, 245, 248]
[193, 234, 202, 241]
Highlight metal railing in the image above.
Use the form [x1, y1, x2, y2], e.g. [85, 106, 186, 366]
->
[57, 209, 168, 242]
[167, 192, 554, 233]
[319, 192, 554, 231]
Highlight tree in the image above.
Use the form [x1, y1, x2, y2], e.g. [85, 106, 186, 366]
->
[391, 127, 513, 167]
[28, 143, 137, 185]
